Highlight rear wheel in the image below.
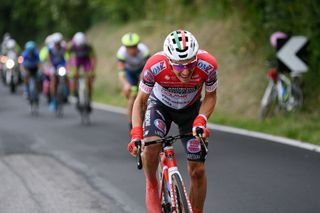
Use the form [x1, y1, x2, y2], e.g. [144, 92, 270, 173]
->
[171, 173, 190, 213]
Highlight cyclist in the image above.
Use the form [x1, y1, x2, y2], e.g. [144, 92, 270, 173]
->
[68, 32, 96, 111]
[117, 32, 150, 129]
[1, 33, 11, 53]
[39, 34, 55, 103]
[128, 30, 218, 213]
[21, 41, 41, 99]
[48, 32, 68, 112]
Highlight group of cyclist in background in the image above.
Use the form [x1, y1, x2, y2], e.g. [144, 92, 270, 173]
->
[0, 31, 96, 115]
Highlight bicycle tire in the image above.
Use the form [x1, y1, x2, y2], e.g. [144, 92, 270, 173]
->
[291, 77, 303, 108]
[259, 82, 277, 119]
[171, 173, 190, 213]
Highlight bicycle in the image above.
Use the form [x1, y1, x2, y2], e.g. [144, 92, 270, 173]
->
[28, 74, 40, 115]
[259, 68, 303, 119]
[56, 65, 69, 117]
[135, 128, 208, 213]
[76, 70, 91, 125]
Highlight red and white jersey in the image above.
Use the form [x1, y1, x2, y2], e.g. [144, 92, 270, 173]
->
[139, 50, 218, 109]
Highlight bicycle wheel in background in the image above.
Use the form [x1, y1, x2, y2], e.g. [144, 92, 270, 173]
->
[171, 173, 191, 213]
[259, 81, 277, 119]
[291, 76, 303, 108]
[29, 77, 39, 115]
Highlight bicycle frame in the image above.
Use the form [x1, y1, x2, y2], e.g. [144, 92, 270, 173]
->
[158, 143, 193, 212]
[135, 129, 207, 213]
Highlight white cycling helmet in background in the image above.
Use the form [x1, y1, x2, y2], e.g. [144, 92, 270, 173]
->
[163, 30, 199, 61]
[45, 34, 54, 46]
[6, 39, 16, 49]
[73, 32, 87, 46]
[51, 32, 63, 44]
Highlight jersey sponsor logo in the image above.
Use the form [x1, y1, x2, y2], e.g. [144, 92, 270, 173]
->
[151, 60, 167, 75]
[187, 153, 201, 160]
[143, 69, 154, 82]
[197, 60, 214, 74]
[164, 75, 170, 80]
[139, 81, 153, 94]
[187, 138, 201, 153]
[145, 110, 151, 126]
[154, 119, 167, 134]
[165, 87, 199, 94]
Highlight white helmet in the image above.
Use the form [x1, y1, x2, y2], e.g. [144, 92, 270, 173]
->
[45, 34, 54, 46]
[51, 32, 63, 44]
[73, 32, 87, 46]
[6, 39, 16, 49]
[163, 30, 199, 61]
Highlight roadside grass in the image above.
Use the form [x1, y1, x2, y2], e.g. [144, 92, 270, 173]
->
[211, 110, 320, 145]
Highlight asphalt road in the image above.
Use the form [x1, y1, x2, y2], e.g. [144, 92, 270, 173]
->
[0, 84, 319, 213]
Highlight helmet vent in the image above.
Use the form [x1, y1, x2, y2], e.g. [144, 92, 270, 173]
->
[179, 54, 187, 58]
[175, 47, 188, 53]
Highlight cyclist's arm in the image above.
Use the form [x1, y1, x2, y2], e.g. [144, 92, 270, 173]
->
[90, 47, 97, 71]
[132, 90, 150, 128]
[117, 61, 130, 86]
[198, 89, 217, 120]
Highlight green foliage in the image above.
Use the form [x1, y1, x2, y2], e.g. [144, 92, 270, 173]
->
[0, 0, 92, 45]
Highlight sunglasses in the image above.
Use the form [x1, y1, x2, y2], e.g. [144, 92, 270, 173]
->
[169, 58, 198, 72]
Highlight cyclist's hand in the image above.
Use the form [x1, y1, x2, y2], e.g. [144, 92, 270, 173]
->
[128, 126, 143, 157]
[192, 114, 210, 138]
[128, 139, 138, 157]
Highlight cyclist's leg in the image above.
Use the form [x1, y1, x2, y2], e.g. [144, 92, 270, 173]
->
[49, 66, 58, 111]
[175, 101, 207, 213]
[125, 69, 140, 129]
[68, 60, 79, 97]
[21, 67, 30, 98]
[143, 97, 172, 212]
[83, 58, 94, 100]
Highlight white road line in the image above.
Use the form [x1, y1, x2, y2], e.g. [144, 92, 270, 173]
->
[92, 101, 320, 153]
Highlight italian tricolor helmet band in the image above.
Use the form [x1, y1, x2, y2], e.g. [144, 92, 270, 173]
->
[163, 29, 199, 61]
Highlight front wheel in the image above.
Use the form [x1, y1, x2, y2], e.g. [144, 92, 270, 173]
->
[171, 173, 191, 213]
[259, 81, 277, 119]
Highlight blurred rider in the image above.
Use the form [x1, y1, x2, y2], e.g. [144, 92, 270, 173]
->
[39, 34, 55, 103]
[1, 33, 11, 54]
[116, 32, 150, 129]
[48, 32, 67, 112]
[21, 41, 41, 98]
[68, 32, 96, 111]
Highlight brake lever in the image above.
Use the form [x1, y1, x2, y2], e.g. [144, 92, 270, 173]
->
[196, 127, 208, 154]
[135, 140, 143, 170]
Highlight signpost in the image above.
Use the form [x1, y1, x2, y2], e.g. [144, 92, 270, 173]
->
[276, 36, 309, 74]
